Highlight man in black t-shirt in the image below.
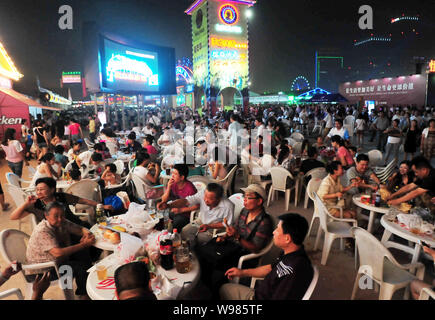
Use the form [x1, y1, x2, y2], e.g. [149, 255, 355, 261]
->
[387, 156, 435, 214]
[220, 213, 314, 300]
[300, 147, 325, 175]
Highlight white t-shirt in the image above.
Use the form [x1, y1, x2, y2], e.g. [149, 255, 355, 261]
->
[133, 166, 149, 182]
[387, 136, 401, 144]
[355, 119, 365, 131]
[186, 190, 234, 225]
[77, 150, 92, 167]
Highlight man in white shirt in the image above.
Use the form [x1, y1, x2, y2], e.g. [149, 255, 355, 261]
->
[157, 127, 173, 146]
[142, 123, 154, 136]
[326, 118, 349, 141]
[160, 183, 234, 246]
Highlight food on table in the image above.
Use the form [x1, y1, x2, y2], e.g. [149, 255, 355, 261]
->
[103, 229, 114, 239]
[399, 203, 412, 213]
[112, 226, 126, 232]
[379, 189, 391, 201]
[109, 232, 120, 244]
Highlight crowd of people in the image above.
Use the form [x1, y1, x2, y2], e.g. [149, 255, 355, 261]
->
[0, 102, 434, 300]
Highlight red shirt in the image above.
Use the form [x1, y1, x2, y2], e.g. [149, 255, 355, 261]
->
[69, 123, 80, 135]
[144, 145, 158, 155]
[337, 146, 354, 166]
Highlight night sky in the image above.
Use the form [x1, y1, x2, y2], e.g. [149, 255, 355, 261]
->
[0, 0, 434, 95]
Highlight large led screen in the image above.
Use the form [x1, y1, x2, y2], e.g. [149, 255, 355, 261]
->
[99, 35, 176, 95]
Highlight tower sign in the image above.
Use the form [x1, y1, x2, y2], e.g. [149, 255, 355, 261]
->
[186, 0, 255, 115]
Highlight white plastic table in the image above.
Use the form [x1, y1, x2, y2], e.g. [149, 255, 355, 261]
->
[380, 215, 435, 264]
[86, 253, 200, 300]
[352, 194, 390, 233]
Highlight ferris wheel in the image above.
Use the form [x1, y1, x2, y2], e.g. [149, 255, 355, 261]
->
[291, 76, 311, 91]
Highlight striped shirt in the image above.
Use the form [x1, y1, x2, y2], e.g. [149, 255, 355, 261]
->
[236, 208, 274, 251]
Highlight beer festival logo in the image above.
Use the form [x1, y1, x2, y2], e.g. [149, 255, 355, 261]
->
[219, 4, 238, 25]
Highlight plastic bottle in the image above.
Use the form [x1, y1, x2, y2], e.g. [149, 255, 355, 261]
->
[375, 192, 381, 207]
[172, 229, 181, 250]
[96, 204, 106, 223]
[159, 230, 174, 270]
[163, 209, 170, 231]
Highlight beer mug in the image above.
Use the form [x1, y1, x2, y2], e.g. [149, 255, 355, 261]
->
[175, 246, 191, 274]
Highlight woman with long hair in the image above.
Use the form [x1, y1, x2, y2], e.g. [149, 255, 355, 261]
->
[30, 153, 62, 187]
[1, 128, 28, 177]
[404, 119, 420, 161]
[387, 160, 415, 193]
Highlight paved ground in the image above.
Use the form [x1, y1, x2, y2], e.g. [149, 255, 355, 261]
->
[0, 130, 433, 300]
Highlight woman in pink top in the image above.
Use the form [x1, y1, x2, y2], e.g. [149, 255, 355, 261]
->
[158, 164, 197, 231]
[331, 135, 354, 169]
[1, 128, 28, 177]
[142, 135, 158, 155]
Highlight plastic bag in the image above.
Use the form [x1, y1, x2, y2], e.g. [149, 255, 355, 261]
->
[397, 213, 423, 230]
[118, 232, 144, 264]
[125, 202, 147, 225]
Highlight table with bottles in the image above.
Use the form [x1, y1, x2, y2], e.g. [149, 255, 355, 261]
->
[352, 193, 392, 234]
[87, 206, 201, 300]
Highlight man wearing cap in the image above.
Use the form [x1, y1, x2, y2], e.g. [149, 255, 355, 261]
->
[195, 184, 274, 295]
[220, 213, 314, 300]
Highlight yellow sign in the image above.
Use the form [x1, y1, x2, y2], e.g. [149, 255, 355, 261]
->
[430, 60, 435, 73]
[210, 37, 248, 49]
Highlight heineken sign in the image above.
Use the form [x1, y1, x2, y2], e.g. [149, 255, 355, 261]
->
[0, 116, 23, 125]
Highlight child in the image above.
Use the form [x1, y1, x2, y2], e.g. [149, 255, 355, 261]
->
[101, 163, 121, 187]
[54, 145, 68, 168]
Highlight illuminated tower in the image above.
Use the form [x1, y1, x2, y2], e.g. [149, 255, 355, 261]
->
[185, 0, 255, 115]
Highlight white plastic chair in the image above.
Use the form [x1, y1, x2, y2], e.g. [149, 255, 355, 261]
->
[368, 150, 383, 167]
[306, 178, 323, 243]
[267, 167, 296, 211]
[3, 184, 28, 230]
[84, 137, 95, 149]
[350, 227, 425, 300]
[105, 141, 118, 155]
[64, 179, 102, 220]
[113, 159, 125, 175]
[231, 239, 275, 285]
[6, 172, 32, 189]
[27, 166, 36, 176]
[214, 165, 239, 197]
[249, 264, 319, 300]
[292, 142, 303, 155]
[313, 192, 358, 265]
[344, 115, 355, 139]
[131, 173, 164, 202]
[228, 193, 244, 223]
[285, 137, 297, 147]
[290, 132, 304, 142]
[247, 162, 272, 191]
[302, 167, 327, 209]
[419, 287, 435, 300]
[0, 288, 24, 300]
[0, 229, 74, 300]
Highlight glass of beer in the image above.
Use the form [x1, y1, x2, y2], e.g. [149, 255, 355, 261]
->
[175, 247, 191, 274]
[96, 263, 108, 281]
